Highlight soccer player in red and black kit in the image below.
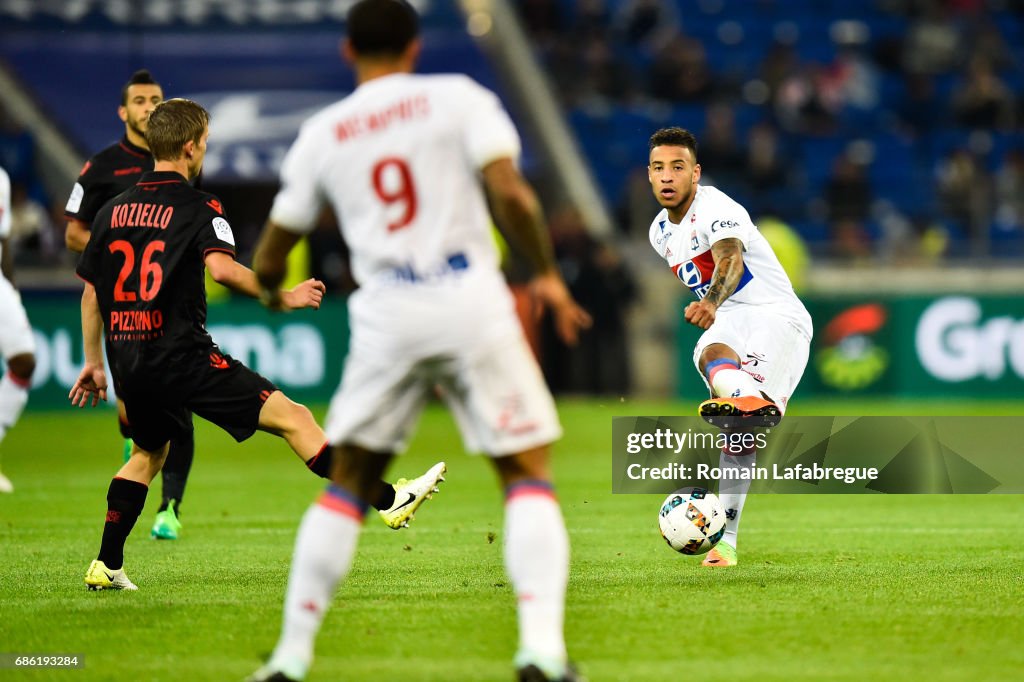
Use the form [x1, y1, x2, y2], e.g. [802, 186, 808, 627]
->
[64, 70, 195, 540]
[72, 98, 445, 591]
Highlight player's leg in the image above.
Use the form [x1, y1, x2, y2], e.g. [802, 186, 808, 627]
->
[252, 443, 392, 682]
[249, 367, 443, 521]
[250, 348, 440, 682]
[711, 319, 808, 560]
[490, 446, 579, 682]
[697, 342, 781, 425]
[0, 276, 36, 493]
[696, 316, 810, 566]
[85, 438, 170, 591]
[0, 353, 34, 493]
[442, 332, 576, 681]
[692, 319, 756, 566]
[150, 424, 194, 540]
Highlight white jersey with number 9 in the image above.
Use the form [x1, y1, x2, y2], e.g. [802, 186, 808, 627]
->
[269, 72, 520, 289]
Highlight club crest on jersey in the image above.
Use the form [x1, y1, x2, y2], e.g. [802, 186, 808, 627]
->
[690, 230, 698, 250]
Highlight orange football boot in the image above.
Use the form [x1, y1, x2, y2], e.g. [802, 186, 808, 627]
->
[699, 395, 781, 428]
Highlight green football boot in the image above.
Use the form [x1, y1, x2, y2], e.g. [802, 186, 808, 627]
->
[150, 499, 182, 540]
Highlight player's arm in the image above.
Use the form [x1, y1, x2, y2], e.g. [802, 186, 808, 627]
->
[0, 237, 13, 284]
[204, 250, 324, 311]
[481, 158, 592, 345]
[70, 282, 108, 407]
[684, 237, 745, 330]
[252, 222, 304, 307]
[65, 217, 92, 253]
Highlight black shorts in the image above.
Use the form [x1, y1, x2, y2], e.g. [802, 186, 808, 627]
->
[118, 351, 277, 453]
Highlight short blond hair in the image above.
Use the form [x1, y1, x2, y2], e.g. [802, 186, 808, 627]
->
[145, 98, 209, 162]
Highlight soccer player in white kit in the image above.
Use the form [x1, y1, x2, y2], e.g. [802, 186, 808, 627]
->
[647, 128, 812, 567]
[0, 165, 37, 493]
[247, 2, 591, 681]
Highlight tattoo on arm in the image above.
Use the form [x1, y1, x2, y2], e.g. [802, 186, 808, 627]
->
[704, 238, 745, 307]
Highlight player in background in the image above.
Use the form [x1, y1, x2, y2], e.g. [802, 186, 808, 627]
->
[646, 127, 812, 567]
[64, 70, 194, 540]
[247, 2, 592, 681]
[72, 98, 445, 592]
[0, 164, 36, 493]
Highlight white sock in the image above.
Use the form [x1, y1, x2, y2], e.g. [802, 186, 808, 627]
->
[504, 482, 569, 668]
[718, 447, 756, 549]
[0, 368, 29, 444]
[0, 371, 30, 445]
[709, 366, 761, 399]
[269, 487, 365, 675]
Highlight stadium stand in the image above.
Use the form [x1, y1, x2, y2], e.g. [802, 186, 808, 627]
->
[517, 0, 1024, 259]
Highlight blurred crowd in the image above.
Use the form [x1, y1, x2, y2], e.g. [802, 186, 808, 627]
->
[518, 0, 1024, 261]
[0, 111, 63, 268]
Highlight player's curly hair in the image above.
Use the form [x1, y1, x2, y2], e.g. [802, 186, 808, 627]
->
[145, 98, 209, 162]
[121, 69, 161, 105]
[347, 0, 419, 57]
[649, 127, 699, 160]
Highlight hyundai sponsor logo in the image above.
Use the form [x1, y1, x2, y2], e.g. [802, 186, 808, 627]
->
[677, 260, 702, 288]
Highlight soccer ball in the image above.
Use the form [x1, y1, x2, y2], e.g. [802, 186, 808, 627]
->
[658, 487, 727, 555]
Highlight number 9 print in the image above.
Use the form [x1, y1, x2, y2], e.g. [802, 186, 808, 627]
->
[372, 157, 418, 232]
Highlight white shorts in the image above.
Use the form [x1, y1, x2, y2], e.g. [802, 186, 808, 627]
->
[0, 275, 35, 359]
[324, 272, 561, 455]
[693, 309, 811, 414]
[325, 332, 561, 455]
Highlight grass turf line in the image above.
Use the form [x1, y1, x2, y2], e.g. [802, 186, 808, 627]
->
[0, 399, 1021, 681]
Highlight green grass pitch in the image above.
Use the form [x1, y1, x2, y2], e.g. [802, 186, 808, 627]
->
[0, 399, 1021, 681]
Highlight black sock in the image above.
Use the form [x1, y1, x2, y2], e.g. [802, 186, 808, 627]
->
[373, 482, 396, 511]
[97, 478, 148, 570]
[305, 444, 394, 510]
[159, 430, 194, 514]
[305, 443, 332, 479]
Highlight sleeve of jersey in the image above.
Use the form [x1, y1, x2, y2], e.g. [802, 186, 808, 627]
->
[268, 122, 324, 235]
[0, 169, 11, 239]
[461, 82, 522, 169]
[706, 208, 754, 250]
[196, 204, 237, 258]
[65, 164, 106, 223]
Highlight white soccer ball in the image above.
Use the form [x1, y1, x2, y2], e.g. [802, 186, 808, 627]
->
[658, 487, 727, 555]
